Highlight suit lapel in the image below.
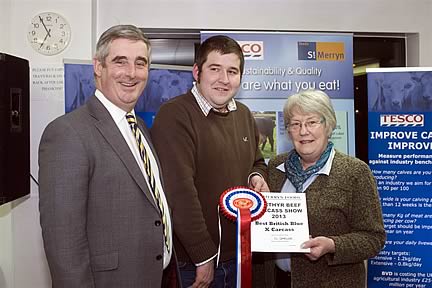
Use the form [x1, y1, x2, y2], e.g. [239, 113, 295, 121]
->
[87, 96, 159, 212]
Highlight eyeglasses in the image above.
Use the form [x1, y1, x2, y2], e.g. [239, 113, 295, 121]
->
[286, 119, 324, 132]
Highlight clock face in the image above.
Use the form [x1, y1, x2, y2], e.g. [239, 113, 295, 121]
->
[28, 12, 71, 56]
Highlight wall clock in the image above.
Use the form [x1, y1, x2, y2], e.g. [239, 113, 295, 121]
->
[27, 12, 71, 56]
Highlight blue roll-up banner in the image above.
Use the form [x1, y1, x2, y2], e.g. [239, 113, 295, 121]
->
[200, 31, 354, 157]
[64, 32, 354, 157]
[367, 67, 432, 287]
[63, 61, 193, 127]
[201, 32, 353, 100]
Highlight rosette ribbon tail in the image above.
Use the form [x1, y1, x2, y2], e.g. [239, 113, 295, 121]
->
[219, 187, 267, 288]
[238, 208, 252, 288]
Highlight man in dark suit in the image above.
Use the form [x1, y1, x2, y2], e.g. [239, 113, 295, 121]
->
[39, 24, 176, 288]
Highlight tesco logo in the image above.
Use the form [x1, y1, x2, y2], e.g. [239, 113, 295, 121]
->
[380, 114, 424, 127]
[237, 41, 264, 60]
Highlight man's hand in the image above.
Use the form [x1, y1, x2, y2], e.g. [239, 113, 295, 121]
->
[301, 236, 335, 261]
[192, 260, 214, 288]
[249, 175, 270, 192]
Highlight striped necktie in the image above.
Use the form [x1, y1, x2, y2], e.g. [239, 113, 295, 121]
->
[126, 112, 170, 252]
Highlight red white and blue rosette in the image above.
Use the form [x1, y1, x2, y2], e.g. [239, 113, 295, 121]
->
[219, 186, 267, 288]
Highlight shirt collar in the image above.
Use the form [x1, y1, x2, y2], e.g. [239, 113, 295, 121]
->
[191, 82, 237, 116]
[276, 147, 336, 175]
[94, 89, 133, 124]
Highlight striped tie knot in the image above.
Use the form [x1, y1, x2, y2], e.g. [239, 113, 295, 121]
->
[125, 112, 136, 122]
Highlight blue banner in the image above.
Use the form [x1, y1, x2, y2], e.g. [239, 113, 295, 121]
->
[64, 62, 193, 127]
[201, 32, 355, 157]
[64, 32, 354, 157]
[201, 32, 353, 100]
[367, 68, 432, 288]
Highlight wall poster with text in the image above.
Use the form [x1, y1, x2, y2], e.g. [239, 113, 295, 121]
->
[201, 31, 354, 157]
[367, 67, 432, 288]
[64, 60, 193, 127]
[64, 32, 354, 157]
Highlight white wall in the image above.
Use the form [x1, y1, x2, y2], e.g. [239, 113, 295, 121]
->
[0, 0, 11, 52]
[96, 0, 432, 66]
[0, 0, 93, 287]
[1, 0, 431, 287]
[0, 203, 13, 288]
[0, 3, 13, 286]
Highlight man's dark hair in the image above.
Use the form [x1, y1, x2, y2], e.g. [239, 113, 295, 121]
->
[195, 35, 244, 79]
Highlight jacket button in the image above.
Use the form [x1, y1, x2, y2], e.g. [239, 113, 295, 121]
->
[155, 220, 161, 226]
[156, 255, 163, 261]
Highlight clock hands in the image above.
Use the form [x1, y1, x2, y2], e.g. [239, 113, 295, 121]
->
[39, 16, 52, 38]
[29, 12, 70, 55]
[39, 28, 51, 49]
[38, 16, 52, 50]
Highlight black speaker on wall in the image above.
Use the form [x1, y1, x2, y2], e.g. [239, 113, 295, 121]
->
[0, 53, 30, 205]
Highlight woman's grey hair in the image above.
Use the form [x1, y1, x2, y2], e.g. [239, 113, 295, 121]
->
[283, 89, 337, 137]
[94, 24, 151, 66]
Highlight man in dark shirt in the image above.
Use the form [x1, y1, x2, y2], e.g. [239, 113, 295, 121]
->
[151, 35, 269, 288]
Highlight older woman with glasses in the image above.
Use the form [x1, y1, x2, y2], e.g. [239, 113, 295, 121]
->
[266, 89, 386, 288]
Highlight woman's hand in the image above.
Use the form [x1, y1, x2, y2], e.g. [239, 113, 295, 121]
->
[301, 236, 335, 261]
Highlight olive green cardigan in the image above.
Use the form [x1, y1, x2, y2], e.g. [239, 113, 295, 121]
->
[254, 150, 386, 288]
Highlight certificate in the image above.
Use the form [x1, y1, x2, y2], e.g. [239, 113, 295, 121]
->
[251, 192, 310, 253]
